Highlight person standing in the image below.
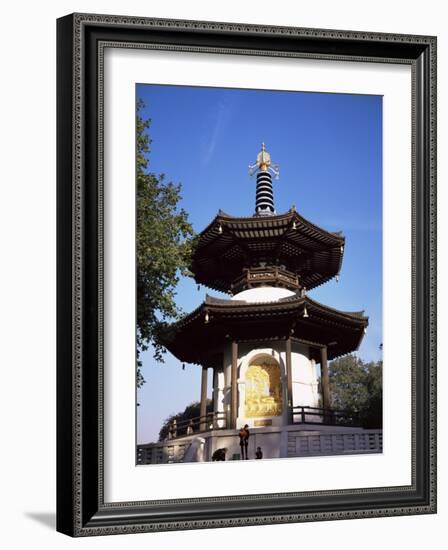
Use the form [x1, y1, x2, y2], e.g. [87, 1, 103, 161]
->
[239, 424, 250, 459]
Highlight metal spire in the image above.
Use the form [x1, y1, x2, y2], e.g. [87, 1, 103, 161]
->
[249, 143, 280, 216]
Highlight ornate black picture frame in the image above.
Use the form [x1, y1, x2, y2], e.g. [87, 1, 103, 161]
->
[56, 13, 437, 536]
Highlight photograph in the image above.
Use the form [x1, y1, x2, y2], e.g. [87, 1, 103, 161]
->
[54, 9, 436, 537]
[135, 84, 383, 465]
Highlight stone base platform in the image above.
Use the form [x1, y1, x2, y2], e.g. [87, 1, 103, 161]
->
[137, 425, 383, 465]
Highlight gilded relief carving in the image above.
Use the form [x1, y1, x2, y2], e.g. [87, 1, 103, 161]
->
[245, 356, 282, 417]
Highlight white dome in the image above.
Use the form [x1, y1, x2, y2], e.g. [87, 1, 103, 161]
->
[231, 286, 295, 303]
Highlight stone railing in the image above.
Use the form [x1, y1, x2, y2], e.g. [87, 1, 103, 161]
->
[137, 439, 192, 465]
[137, 426, 383, 465]
[287, 429, 382, 457]
[166, 411, 227, 440]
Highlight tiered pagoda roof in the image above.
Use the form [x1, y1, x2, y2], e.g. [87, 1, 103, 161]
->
[160, 143, 368, 367]
[191, 209, 344, 293]
[162, 293, 368, 367]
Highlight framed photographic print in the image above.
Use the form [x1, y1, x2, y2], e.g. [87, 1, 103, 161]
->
[56, 13, 437, 536]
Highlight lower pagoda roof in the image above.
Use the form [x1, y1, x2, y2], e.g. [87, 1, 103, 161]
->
[160, 294, 368, 368]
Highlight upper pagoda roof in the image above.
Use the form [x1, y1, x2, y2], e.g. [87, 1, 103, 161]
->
[191, 208, 345, 293]
[160, 293, 368, 367]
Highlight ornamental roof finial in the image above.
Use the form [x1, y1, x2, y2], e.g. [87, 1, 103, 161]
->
[249, 142, 280, 179]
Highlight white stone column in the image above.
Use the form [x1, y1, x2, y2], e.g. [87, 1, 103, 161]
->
[231, 341, 238, 429]
[223, 345, 232, 429]
[285, 338, 293, 424]
[199, 366, 208, 431]
[213, 368, 225, 428]
[320, 346, 331, 410]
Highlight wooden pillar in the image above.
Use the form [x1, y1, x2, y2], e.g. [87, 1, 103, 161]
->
[212, 368, 217, 409]
[320, 346, 331, 411]
[286, 338, 293, 424]
[212, 368, 218, 429]
[230, 341, 238, 429]
[200, 366, 208, 431]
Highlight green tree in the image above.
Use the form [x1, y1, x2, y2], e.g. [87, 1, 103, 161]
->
[158, 400, 214, 441]
[328, 354, 382, 429]
[136, 99, 195, 387]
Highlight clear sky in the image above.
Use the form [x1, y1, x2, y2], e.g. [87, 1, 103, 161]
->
[136, 84, 383, 444]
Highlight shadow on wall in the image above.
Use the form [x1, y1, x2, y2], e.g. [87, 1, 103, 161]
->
[24, 512, 56, 531]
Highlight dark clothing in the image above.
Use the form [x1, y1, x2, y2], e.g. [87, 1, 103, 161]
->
[239, 428, 250, 460]
[239, 439, 248, 460]
[212, 448, 227, 461]
[255, 450, 263, 459]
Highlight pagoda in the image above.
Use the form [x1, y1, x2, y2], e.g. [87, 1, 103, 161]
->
[139, 144, 378, 464]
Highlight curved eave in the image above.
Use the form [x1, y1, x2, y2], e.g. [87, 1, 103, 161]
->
[191, 209, 345, 293]
[161, 295, 368, 365]
[196, 209, 344, 249]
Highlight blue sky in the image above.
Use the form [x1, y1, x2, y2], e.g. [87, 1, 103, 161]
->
[136, 84, 382, 444]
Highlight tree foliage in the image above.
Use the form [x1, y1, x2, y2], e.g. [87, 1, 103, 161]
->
[158, 400, 213, 441]
[329, 354, 382, 429]
[136, 99, 195, 387]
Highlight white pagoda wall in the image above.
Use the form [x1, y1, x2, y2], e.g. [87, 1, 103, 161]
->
[290, 341, 321, 410]
[221, 339, 321, 430]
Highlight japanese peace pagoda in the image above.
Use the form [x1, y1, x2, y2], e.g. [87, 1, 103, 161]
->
[138, 144, 382, 464]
